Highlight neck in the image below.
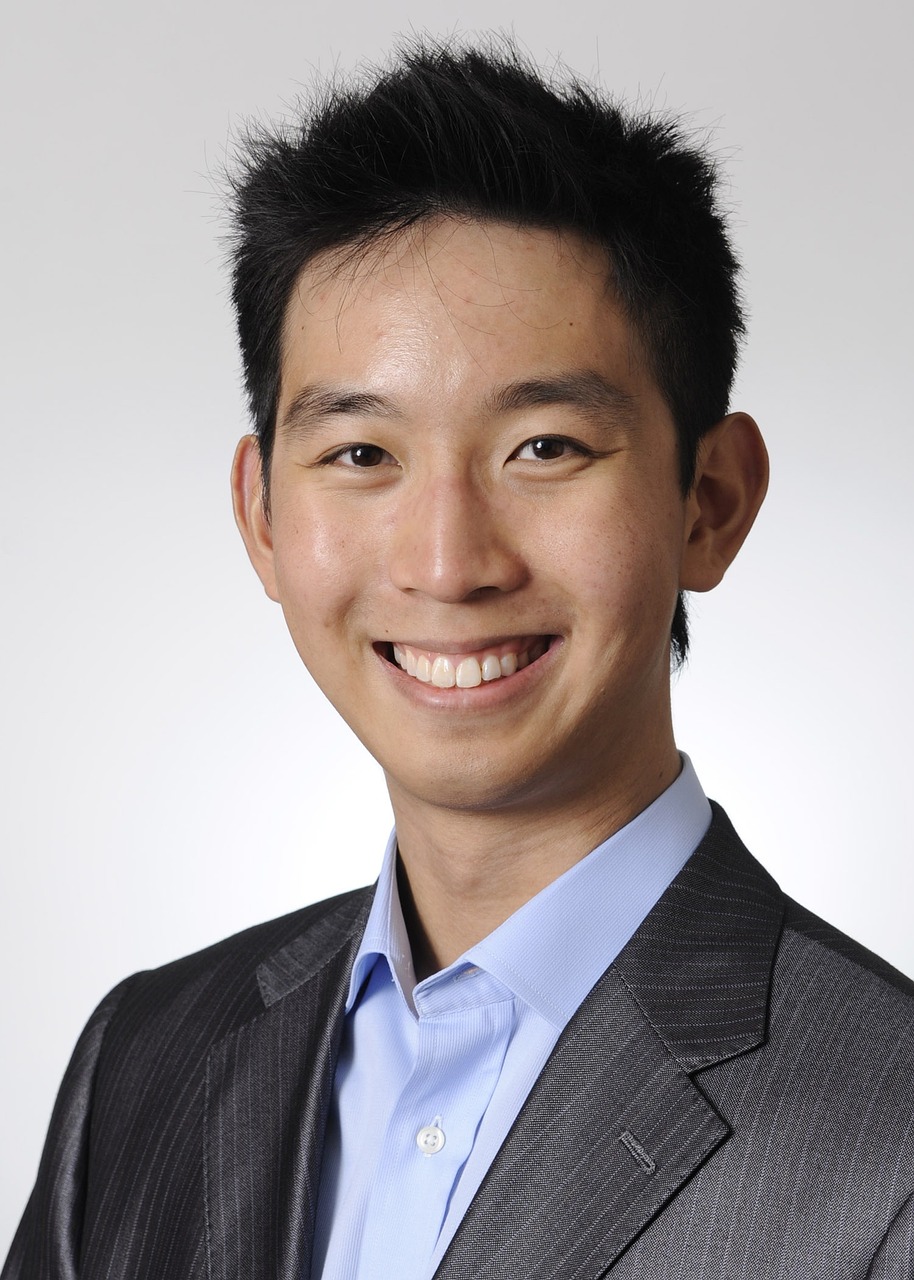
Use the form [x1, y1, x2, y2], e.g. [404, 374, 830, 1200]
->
[387, 743, 681, 980]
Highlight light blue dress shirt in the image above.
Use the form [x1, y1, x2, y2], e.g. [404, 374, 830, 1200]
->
[312, 756, 711, 1280]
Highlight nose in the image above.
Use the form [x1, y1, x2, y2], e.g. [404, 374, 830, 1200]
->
[387, 474, 528, 602]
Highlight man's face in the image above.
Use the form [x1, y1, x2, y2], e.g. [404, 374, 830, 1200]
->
[239, 219, 700, 820]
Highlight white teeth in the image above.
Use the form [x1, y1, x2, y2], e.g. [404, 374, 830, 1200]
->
[481, 655, 501, 682]
[392, 642, 548, 687]
[499, 652, 518, 677]
[456, 657, 482, 688]
[431, 656, 456, 688]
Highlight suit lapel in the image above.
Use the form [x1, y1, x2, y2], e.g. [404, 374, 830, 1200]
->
[434, 964, 730, 1280]
[435, 805, 784, 1279]
[611, 802, 784, 1071]
[204, 892, 371, 1280]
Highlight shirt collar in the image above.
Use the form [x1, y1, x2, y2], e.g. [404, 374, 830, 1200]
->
[346, 754, 710, 1027]
[346, 826, 416, 1010]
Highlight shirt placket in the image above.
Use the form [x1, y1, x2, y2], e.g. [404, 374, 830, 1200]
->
[356, 966, 515, 1280]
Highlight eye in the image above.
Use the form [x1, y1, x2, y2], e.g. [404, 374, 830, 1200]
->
[513, 436, 584, 462]
[327, 443, 394, 468]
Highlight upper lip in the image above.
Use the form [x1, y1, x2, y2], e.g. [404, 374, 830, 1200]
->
[379, 634, 551, 654]
[378, 637, 547, 655]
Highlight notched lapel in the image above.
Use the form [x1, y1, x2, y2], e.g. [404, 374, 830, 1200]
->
[614, 803, 784, 1072]
[204, 893, 370, 1280]
[436, 807, 784, 1279]
[434, 965, 729, 1280]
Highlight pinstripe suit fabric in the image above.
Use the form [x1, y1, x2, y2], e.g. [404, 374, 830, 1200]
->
[4, 805, 914, 1278]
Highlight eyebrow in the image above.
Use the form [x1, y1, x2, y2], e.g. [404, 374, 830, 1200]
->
[486, 371, 638, 424]
[279, 384, 404, 438]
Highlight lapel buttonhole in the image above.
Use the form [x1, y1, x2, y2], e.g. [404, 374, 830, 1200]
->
[620, 1130, 656, 1175]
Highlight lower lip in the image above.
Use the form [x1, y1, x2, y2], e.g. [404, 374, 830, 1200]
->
[376, 638, 561, 710]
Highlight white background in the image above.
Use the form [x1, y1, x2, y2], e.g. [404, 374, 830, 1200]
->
[2, 0, 911, 1249]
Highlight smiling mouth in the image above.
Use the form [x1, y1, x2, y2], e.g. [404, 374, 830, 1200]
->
[379, 637, 552, 688]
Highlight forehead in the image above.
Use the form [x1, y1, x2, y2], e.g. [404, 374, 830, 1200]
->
[277, 218, 650, 409]
[299, 217, 610, 311]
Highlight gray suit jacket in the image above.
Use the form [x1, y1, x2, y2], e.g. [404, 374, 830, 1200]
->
[5, 804, 914, 1278]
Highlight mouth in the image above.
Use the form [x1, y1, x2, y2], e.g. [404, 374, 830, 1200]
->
[376, 636, 554, 689]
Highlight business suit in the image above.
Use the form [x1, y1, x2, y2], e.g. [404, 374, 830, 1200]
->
[5, 804, 914, 1278]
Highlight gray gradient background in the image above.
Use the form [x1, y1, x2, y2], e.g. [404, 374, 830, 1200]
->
[2, 0, 911, 1249]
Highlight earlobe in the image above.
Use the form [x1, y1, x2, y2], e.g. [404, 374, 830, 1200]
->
[231, 434, 280, 601]
[680, 413, 769, 593]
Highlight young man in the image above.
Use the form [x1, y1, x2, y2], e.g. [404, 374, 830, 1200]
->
[6, 42, 914, 1280]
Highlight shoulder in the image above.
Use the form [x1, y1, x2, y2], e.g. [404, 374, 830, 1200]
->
[681, 865, 914, 1266]
[95, 886, 373, 1068]
[136, 884, 372, 988]
[4, 892, 372, 1275]
[725, 893, 914, 1185]
[772, 896, 914, 1056]
[780, 897, 914, 1000]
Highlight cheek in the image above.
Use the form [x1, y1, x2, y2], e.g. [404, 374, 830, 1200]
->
[270, 508, 368, 642]
[543, 497, 683, 636]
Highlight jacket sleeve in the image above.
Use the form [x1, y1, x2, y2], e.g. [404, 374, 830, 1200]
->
[1, 978, 134, 1280]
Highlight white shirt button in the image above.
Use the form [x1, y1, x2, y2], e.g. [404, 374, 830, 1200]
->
[416, 1123, 446, 1155]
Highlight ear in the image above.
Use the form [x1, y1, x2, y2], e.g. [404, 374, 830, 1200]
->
[680, 413, 769, 592]
[231, 434, 280, 601]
